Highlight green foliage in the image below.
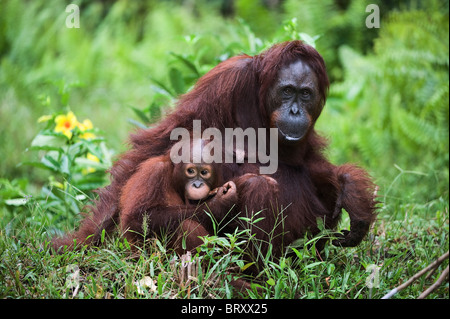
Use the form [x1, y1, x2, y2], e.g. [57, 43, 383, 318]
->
[318, 8, 449, 204]
[283, 0, 380, 81]
[235, 0, 280, 36]
[7, 104, 114, 226]
[1, 197, 447, 299]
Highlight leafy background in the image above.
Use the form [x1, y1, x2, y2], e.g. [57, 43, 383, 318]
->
[0, 0, 448, 299]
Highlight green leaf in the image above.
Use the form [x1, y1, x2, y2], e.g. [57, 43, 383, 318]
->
[100, 228, 106, 244]
[148, 102, 162, 123]
[5, 198, 28, 206]
[298, 32, 320, 48]
[74, 157, 107, 170]
[157, 273, 163, 295]
[123, 238, 131, 251]
[30, 134, 66, 151]
[170, 52, 200, 77]
[127, 118, 148, 129]
[21, 161, 54, 171]
[169, 67, 185, 95]
[225, 281, 232, 298]
[289, 247, 302, 259]
[60, 155, 70, 175]
[74, 177, 105, 191]
[131, 106, 150, 124]
[304, 261, 324, 269]
[266, 278, 275, 286]
[288, 268, 298, 284]
[155, 239, 166, 253]
[327, 264, 336, 275]
[150, 78, 174, 97]
[253, 217, 265, 224]
[41, 155, 61, 172]
[241, 262, 255, 271]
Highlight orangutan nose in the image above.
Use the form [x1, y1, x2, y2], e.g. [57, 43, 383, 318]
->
[193, 181, 204, 188]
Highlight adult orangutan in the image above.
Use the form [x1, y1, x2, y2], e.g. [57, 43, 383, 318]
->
[51, 41, 377, 270]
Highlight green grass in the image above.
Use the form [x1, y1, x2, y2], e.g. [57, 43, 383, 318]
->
[1, 194, 448, 299]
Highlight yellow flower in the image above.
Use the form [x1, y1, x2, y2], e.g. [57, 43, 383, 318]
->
[77, 119, 93, 131]
[86, 152, 100, 163]
[54, 111, 77, 139]
[83, 153, 100, 174]
[77, 119, 96, 140]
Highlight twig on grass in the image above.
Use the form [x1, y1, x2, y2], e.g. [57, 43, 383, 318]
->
[381, 251, 449, 299]
[418, 265, 449, 299]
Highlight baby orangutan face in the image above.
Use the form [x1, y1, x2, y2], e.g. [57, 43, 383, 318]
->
[181, 163, 217, 202]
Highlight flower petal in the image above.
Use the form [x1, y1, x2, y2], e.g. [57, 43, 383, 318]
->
[37, 115, 53, 123]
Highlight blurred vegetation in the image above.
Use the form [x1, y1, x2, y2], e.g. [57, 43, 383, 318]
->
[321, 6, 449, 205]
[0, 0, 448, 299]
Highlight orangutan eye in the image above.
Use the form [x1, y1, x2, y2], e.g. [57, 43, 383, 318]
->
[300, 88, 312, 99]
[282, 86, 295, 96]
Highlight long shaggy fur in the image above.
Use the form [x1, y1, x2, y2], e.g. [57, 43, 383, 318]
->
[51, 41, 377, 262]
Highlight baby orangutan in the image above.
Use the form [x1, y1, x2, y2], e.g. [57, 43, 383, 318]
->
[119, 139, 237, 254]
[51, 138, 274, 259]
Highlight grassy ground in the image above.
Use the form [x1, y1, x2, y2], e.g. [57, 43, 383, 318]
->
[1, 194, 448, 299]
